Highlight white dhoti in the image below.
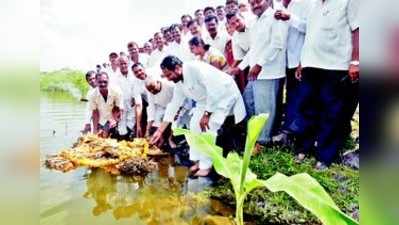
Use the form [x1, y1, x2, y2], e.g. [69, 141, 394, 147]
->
[152, 104, 166, 128]
[118, 99, 136, 135]
[188, 94, 245, 170]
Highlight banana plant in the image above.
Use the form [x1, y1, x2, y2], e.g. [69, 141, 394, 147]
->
[174, 114, 358, 225]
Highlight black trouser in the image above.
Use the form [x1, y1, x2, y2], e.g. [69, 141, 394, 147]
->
[140, 98, 148, 136]
[281, 67, 301, 133]
[293, 68, 348, 165]
[272, 75, 286, 136]
[216, 116, 246, 157]
[341, 80, 359, 138]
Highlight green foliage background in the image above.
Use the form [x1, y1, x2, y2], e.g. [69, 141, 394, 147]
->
[209, 146, 359, 225]
[40, 69, 88, 98]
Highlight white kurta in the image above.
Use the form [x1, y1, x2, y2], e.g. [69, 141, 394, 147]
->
[204, 32, 230, 54]
[114, 72, 141, 135]
[239, 7, 289, 79]
[164, 61, 246, 169]
[85, 87, 96, 125]
[105, 67, 119, 86]
[88, 85, 124, 126]
[147, 47, 169, 68]
[139, 54, 150, 68]
[301, 0, 359, 70]
[167, 41, 196, 62]
[241, 11, 257, 25]
[276, 0, 315, 69]
[146, 78, 175, 127]
[232, 25, 251, 63]
[128, 54, 150, 69]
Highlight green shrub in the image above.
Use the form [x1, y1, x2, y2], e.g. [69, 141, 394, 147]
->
[40, 69, 88, 99]
[209, 146, 359, 225]
[175, 114, 358, 225]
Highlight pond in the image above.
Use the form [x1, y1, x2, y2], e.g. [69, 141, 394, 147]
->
[39, 92, 233, 225]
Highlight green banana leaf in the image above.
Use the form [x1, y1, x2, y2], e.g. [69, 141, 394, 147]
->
[173, 114, 358, 225]
[263, 173, 359, 225]
[240, 114, 269, 194]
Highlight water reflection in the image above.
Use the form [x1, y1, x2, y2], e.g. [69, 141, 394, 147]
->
[83, 164, 213, 224]
[40, 92, 231, 225]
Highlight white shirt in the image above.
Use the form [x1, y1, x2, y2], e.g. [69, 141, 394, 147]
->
[301, 0, 359, 70]
[128, 54, 150, 70]
[140, 54, 150, 67]
[163, 61, 246, 125]
[241, 11, 257, 24]
[201, 23, 211, 40]
[167, 41, 195, 62]
[114, 71, 141, 134]
[147, 47, 168, 68]
[114, 71, 141, 105]
[105, 67, 119, 86]
[232, 25, 251, 62]
[182, 30, 192, 42]
[279, 0, 315, 69]
[89, 85, 124, 126]
[205, 32, 230, 54]
[85, 87, 96, 124]
[147, 78, 175, 126]
[239, 7, 289, 79]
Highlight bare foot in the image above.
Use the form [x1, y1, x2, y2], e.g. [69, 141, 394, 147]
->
[193, 168, 211, 177]
[315, 161, 328, 171]
[295, 153, 306, 163]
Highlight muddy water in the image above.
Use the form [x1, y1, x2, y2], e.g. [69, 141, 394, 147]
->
[40, 92, 233, 225]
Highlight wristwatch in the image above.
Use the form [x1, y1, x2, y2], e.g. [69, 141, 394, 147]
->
[350, 60, 360, 66]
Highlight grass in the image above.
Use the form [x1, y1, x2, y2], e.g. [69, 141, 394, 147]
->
[208, 146, 359, 225]
[40, 69, 88, 99]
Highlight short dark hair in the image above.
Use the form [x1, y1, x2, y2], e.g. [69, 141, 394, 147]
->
[170, 23, 180, 31]
[85, 70, 96, 81]
[154, 32, 162, 37]
[189, 36, 206, 47]
[109, 52, 118, 58]
[205, 15, 218, 24]
[127, 41, 138, 48]
[216, 5, 225, 10]
[96, 71, 108, 79]
[204, 6, 215, 14]
[226, 0, 238, 5]
[131, 62, 144, 70]
[181, 14, 193, 20]
[160, 55, 183, 71]
[194, 9, 203, 14]
[226, 12, 238, 21]
[187, 19, 199, 28]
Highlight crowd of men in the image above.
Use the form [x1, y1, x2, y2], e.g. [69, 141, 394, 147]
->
[84, 0, 359, 176]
